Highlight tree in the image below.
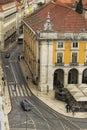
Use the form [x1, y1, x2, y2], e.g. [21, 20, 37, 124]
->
[75, 0, 83, 14]
[38, 2, 45, 7]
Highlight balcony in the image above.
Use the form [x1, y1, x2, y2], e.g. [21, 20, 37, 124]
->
[55, 62, 64, 66]
[70, 62, 79, 66]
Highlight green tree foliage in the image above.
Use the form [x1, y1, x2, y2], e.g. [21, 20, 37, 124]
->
[75, 0, 83, 14]
[38, 2, 45, 7]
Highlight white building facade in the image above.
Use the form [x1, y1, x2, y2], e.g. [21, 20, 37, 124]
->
[0, 1, 17, 50]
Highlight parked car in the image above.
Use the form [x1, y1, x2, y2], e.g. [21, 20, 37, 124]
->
[21, 99, 31, 111]
[5, 53, 10, 58]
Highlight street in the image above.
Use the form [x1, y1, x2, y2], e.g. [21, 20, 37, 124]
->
[1, 43, 87, 130]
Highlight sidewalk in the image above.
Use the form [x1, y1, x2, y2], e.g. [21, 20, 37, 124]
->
[19, 59, 87, 118]
[2, 81, 11, 130]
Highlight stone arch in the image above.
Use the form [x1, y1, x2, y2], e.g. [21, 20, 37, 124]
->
[53, 69, 64, 88]
[68, 68, 78, 84]
[82, 69, 87, 83]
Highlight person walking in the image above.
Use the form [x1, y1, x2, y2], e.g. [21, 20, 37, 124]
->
[66, 104, 70, 113]
[26, 76, 29, 80]
[72, 107, 75, 116]
[68, 104, 71, 112]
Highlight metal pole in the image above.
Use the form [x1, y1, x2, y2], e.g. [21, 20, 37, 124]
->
[26, 113, 27, 130]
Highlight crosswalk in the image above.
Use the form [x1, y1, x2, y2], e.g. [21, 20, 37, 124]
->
[8, 84, 31, 97]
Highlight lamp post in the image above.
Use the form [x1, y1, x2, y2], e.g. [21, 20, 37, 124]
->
[25, 112, 27, 130]
[47, 85, 49, 95]
[26, 114, 27, 130]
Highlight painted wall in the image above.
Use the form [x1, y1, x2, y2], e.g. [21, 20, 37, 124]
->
[52, 41, 57, 64]
[79, 41, 86, 64]
[52, 41, 87, 65]
[64, 41, 71, 64]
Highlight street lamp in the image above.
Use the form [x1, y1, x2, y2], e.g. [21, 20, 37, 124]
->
[26, 114, 27, 130]
[47, 85, 49, 95]
[25, 112, 27, 130]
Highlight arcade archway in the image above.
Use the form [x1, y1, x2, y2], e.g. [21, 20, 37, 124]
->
[54, 69, 64, 88]
[68, 68, 78, 84]
[82, 69, 87, 83]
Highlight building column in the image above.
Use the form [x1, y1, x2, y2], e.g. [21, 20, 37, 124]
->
[78, 73, 82, 84]
[64, 71, 68, 88]
[38, 42, 48, 91]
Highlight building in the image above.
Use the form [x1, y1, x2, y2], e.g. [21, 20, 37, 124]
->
[16, 0, 39, 38]
[0, 97, 4, 130]
[33, 0, 45, 10]
[23, 1, 87, 96]
[58, 0, 87, 5]
[0, 0, 35, 50]
[0, 0, 17, 50]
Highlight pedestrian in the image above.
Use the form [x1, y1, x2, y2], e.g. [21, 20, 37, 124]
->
[14, 84, 16, 91]
[4, 81, 6, 86]
[18, 55, 20, 61]
[66, 104, 70, 113]
[26, 76, 28, 80]
[68, 104, 71, 112]
[72, 107, 75, 116]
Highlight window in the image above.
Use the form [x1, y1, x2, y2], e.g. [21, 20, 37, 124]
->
[57, 53, 63, 63]
[58, 42, 63, 48]
[73, 42, 78, 48]
[72, 52, 77, 63]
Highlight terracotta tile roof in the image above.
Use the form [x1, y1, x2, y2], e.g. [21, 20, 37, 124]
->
[60, 10, 87, 32]
[84, 3, 87, 9]
[58, 0, 87, 5]
[24, 1, 87, 33]
[58, 0, 87, 9]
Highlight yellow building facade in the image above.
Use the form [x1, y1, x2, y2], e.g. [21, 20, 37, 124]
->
[52, 38, 87, 86]
[23, 23, 38, 82]
[53, 41, 87, 65]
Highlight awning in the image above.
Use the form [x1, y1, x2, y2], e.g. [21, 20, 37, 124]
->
[66, 84, 87, 102]
[73, 92, 84, 97]
[75, 96, 87, 102]
[70, 87, 79, 92]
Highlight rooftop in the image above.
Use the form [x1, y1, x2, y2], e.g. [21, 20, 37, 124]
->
[24, 1, 87, 33]
[58, 0, 87, 5]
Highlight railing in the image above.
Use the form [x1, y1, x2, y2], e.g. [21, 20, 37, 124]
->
[70, 62, 79, 66]
[55, 62, 64, 66]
